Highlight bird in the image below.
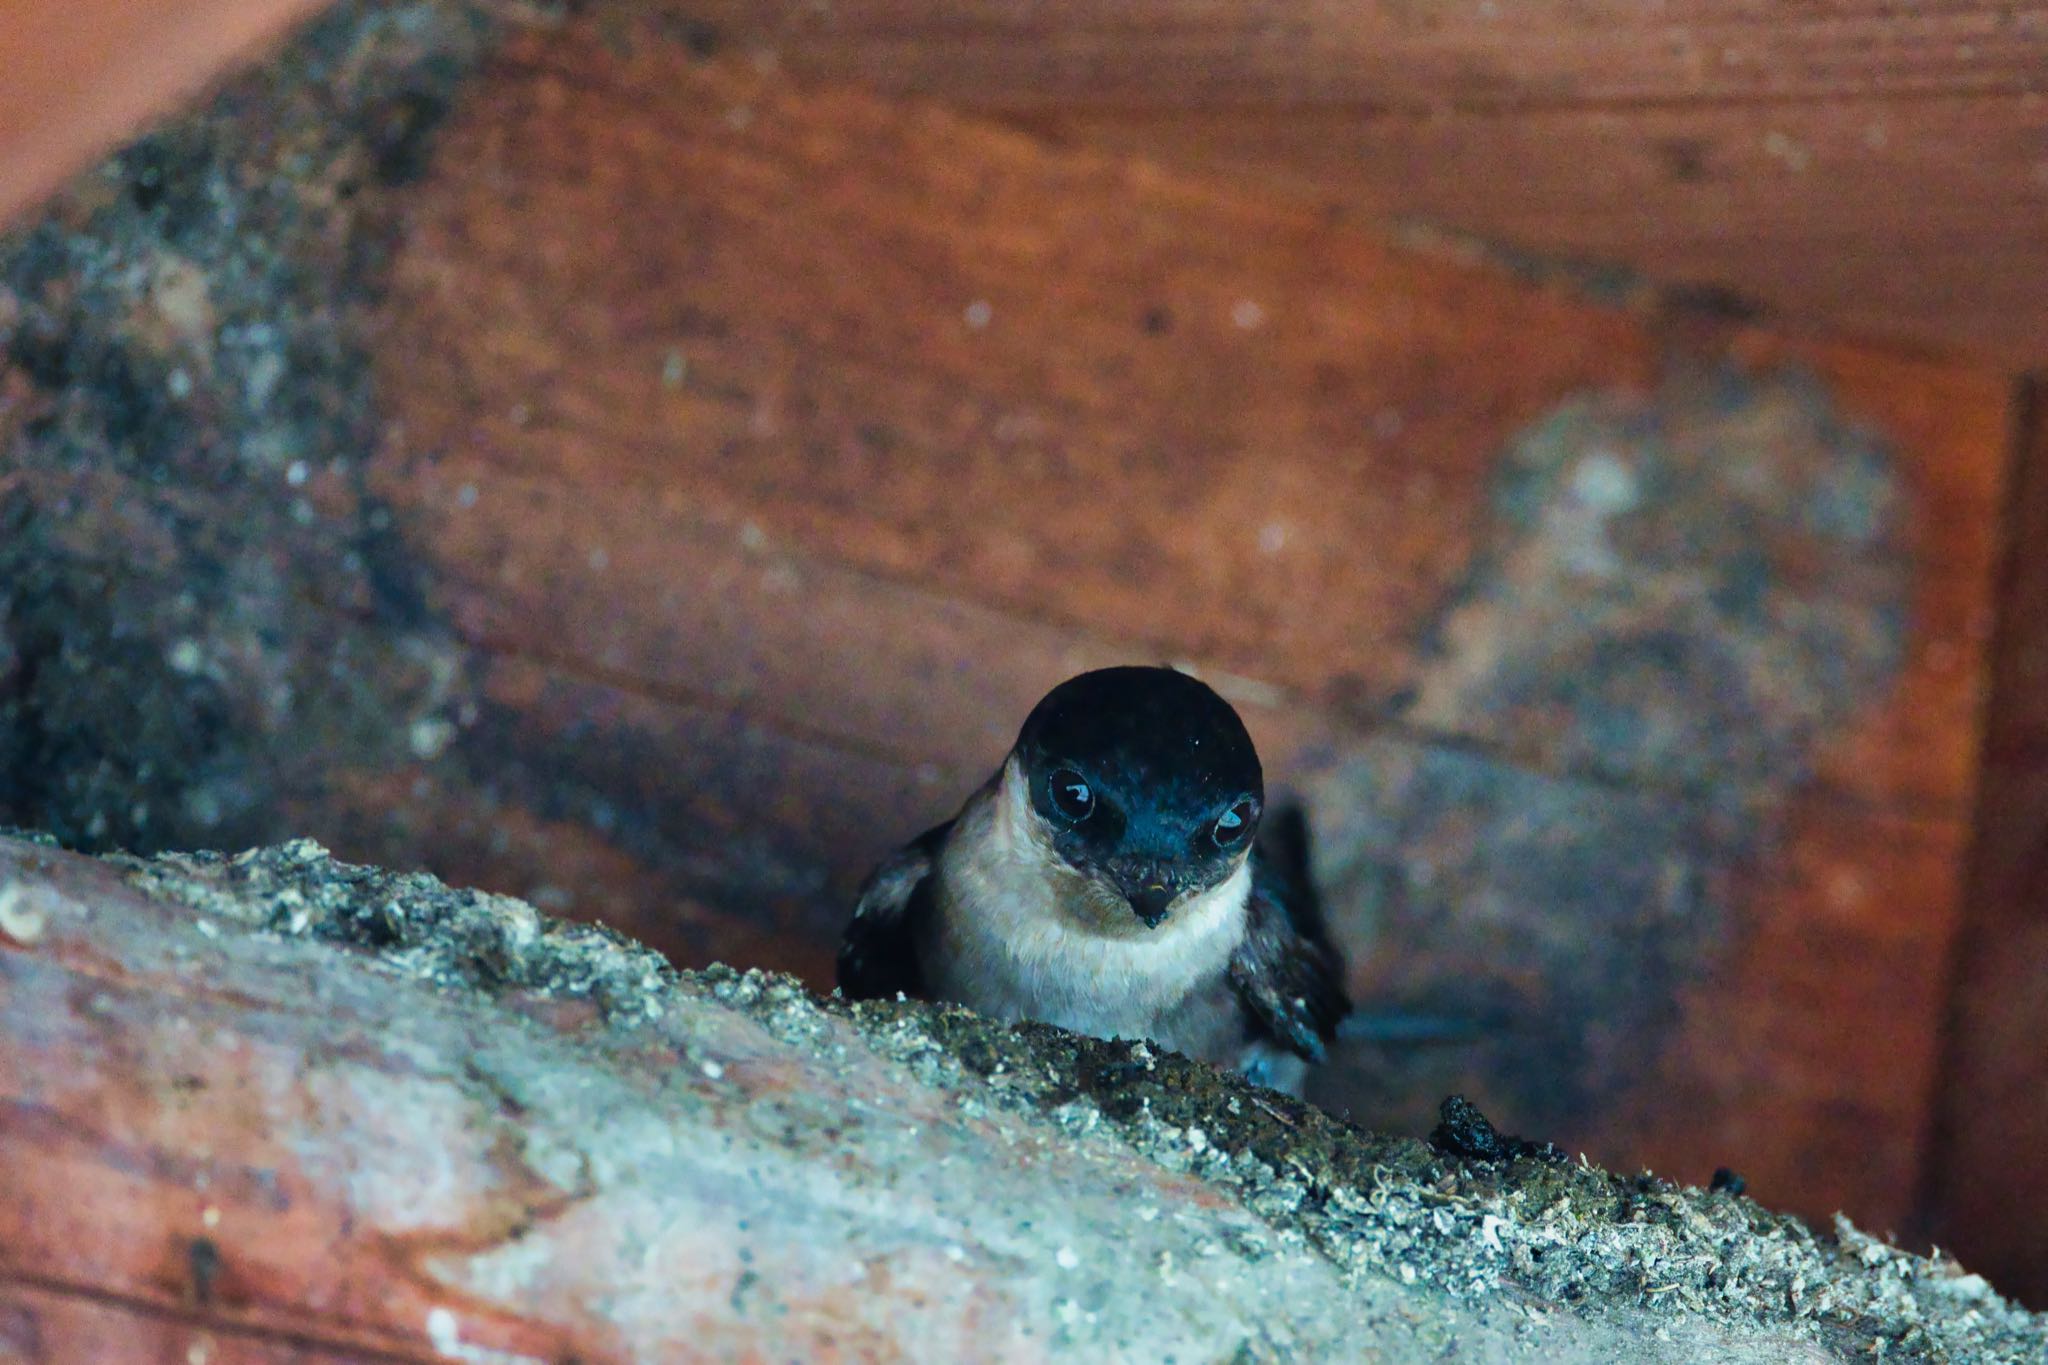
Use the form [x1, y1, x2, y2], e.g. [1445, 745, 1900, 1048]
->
[837, 665, 1350, 1095]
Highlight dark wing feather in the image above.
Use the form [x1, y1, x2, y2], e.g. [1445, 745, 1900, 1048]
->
[836, 822, 949, 1001]
[1228, 806, 1351, 1062]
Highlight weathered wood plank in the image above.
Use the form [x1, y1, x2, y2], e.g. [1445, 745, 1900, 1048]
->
[1027, 93, 2048, 361]
[1926, 381, 2048, 1307]
[676, 2, 2048, 358]
[1624, 799, 1968, 1224]
[27, 835, 1995, 1362]
[373, 28, 2008, 814]
[0, 1279, 385, 1364]
[0, 0, 332, 230]
[679, 1, 2048, 111]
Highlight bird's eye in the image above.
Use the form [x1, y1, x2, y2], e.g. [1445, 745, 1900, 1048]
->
[1047, 769, 1095, 822]
[1212, 799, 1256, 847]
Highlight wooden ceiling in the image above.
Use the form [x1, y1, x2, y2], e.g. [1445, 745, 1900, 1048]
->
[6, 3, 2044, 364]
[0, 0, 326, 231]
[687, 1, 2048, 366]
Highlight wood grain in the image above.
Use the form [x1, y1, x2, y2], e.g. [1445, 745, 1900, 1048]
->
[681, 1, 2048, 111]
[669, 0, 2048, 360]
[1925, 381, 2048, 1305]
[372, 30, 2008, 812]
[1026, 92, 2048, 363]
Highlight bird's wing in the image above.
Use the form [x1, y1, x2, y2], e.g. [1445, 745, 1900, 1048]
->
[1228, 813, 1352, 1062]
[836, 821, 950, 1001]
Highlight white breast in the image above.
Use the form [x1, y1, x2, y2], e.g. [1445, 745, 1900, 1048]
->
[920, 761, 1251, 1063]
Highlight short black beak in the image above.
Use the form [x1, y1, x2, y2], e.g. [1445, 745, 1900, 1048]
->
[1120, 880, 1178, 929]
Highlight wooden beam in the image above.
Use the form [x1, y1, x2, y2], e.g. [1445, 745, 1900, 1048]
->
[1026, 94, 2048, 363]
[676, 1, 2048, 361]
[0, 0, 333, 231]
[3, 834, 2044, 1359]
[1925, 378, 2048, 1306]
[680, 2, 2048, 111]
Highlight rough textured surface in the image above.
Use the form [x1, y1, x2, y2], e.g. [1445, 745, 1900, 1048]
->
[0, 0, 497, 855]
[1, 831, 2043, 1362]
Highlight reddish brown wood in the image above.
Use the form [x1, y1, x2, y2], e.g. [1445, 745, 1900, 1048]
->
[372, 34, 2009, 812]
[669, 1, 2048, 360]
[1926, 381, 2048, 1305]
[1624, 800, 1970, 1224]
[0, 0, 333, 231]
[0, 1279, 380, 1364]
[1026, 95, 2048, 363]
[677, 1, 2048, 111]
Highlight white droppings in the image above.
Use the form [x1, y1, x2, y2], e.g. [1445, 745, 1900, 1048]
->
[202, 1205, 222, 1229]
[1570, 451, 1639, 513]
[0, 883, 47, 945]
[427, 1308, 462, 1355]
[286, 460, 309, 487]
[1056, 1245, 1080, 1269]
[409, 717, 455, 761]
[168, 639, 206, 675]
[423, 1304, 545, 1362]
[1257, 521, 1288, 555]
[245, 350, 286, 410]
[1231, 298, 1266, 330]
[456, 483, 479, 508]
[963, 299, 994, 329]
[738, 520, 768, 551]
[700, 1058, 725, 1080]
[1762, 130, 1811, 171]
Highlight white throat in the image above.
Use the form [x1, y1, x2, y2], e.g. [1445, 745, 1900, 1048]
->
[923, 758, 1252, 1054]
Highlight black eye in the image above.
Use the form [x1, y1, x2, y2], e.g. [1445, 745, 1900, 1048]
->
[1212, 799, 1256, 847]
[1047, 769, 1095, 822]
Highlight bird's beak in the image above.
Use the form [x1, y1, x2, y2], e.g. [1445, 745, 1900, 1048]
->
[1114, 872, 1179, 929]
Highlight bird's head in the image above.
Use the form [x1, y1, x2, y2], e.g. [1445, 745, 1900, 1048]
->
[1009, 666, 1263, 930]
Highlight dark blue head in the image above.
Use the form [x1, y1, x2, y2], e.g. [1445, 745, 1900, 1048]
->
[1013, 666, 1264, 928]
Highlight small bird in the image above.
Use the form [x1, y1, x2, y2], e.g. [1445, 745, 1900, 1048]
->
[838, 666, 1350, 1094]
